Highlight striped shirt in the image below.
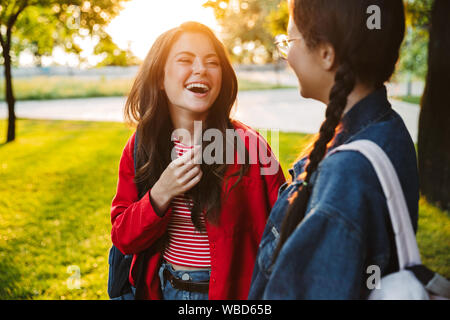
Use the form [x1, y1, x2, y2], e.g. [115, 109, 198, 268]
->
[162, 139, 211, 268]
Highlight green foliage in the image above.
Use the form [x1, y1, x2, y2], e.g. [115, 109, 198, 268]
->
[265, 0, 288, 37]
[203, 0, 231, 21]
[396, 0, 433, 81]
[11, 6, 64, 66]
[0, 0, 132, 67]
[203, 0, 288, 63]
[405, 0, 433, 28]
[93, 33, 140, 67]
[397, 26, 428, 81]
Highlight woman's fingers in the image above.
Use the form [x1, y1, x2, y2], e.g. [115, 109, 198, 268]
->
[156, 146, 203, 200]
[171, 145, 201, 166]
[163, 145, 203, 196]
[181, 168, 203, 192]
[178, 165, 201, 185]
[175, 146, 202, 174]
[170, 148, 194, 168]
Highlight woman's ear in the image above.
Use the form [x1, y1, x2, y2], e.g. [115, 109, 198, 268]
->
[318, 42, 335, 71]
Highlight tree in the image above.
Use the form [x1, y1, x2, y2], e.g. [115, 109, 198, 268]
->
[0, 0, 130, 143]
[265, 0, 288, 38]
[11, 5, 81, 67]
[397, 27, 428, 94]
[203, 0, 284, 63]
[93, 32, 140, 67]
[396, 0, 432, 94]
[418, 0, 450, 211]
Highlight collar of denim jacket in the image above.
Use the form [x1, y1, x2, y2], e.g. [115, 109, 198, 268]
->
[331, 85, 392, 147]
[289, 157, 307, 183]
[288, 86, 391, 183]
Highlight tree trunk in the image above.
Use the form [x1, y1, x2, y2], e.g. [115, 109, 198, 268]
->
[4, 48, 16, 143]
[1, 25, 16, 143]
[418, 0, 450, 211]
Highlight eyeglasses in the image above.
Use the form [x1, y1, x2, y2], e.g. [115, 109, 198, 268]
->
[274, 34, 301, 59]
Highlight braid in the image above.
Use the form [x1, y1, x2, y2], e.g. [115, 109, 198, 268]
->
[272, 61, 356, 261]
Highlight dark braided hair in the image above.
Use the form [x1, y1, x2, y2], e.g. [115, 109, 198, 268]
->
[273, 0, 405, 261]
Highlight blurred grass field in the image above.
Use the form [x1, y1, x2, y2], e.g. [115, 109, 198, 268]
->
[393, 95, 422, 105]
[0, 119, 448, 299]
[0, 76, 294, 101]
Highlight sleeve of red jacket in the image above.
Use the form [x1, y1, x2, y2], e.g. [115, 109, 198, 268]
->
[263, 160, 285, 209]
[110, 132, 172, 255]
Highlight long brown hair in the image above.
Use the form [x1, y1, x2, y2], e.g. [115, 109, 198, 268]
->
[273, 0, 405, 260]
[124, 21, 248, 231]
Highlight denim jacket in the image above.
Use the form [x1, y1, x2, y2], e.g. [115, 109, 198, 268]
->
[248, 86, 419, 299]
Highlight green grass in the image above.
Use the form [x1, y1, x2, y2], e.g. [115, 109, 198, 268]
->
[0, 77, 133, 101]
[393, 95, 422, 105]
[0, 119, 131, 299]
[416, 198, 450, 277]
[0, 119, 448, 299]
[239, 79, 295, 92]
[0, 76, 294, 101]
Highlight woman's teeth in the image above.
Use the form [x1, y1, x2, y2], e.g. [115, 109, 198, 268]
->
[186, 83, 210, 94]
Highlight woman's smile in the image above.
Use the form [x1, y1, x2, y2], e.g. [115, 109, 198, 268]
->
[184, 81, 211, 98]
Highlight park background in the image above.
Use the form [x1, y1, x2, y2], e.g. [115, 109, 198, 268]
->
[0, 0, 448, 299]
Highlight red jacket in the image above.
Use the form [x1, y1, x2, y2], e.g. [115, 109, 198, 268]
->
[110, 121, 286, 299]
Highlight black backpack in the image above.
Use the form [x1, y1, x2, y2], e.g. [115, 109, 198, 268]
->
[107, 132, 155, 300]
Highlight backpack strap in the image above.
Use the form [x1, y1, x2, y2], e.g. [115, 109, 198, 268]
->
[326, 139, 450, 299]
[325, 139, 422, 269]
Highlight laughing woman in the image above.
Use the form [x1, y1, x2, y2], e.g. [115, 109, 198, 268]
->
[248, 0, 420, 299]
[110, 22, 285, 300]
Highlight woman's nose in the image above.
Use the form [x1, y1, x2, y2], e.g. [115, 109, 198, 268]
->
[192, 59, 206, 75]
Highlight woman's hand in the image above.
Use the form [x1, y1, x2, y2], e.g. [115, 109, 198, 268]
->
[150, 145, 202, 214]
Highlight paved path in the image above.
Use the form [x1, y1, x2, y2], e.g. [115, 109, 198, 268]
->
[0, 88, 420, 142]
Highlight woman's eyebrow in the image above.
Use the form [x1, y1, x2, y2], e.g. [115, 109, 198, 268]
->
[175, 51, 195, 57]
[175, 51, 218, 58]
[204, 53, 219, 59]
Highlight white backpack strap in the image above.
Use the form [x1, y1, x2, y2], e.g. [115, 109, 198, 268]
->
[326, 139, 421, 269]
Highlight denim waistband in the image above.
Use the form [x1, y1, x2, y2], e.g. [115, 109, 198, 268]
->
[159, 261, 210, 299]
[160, 261, 211, 281]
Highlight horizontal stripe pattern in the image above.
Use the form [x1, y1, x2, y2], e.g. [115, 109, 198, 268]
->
[163, 140, 211, 268]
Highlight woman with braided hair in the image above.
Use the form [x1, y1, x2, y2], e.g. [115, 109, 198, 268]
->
[248, 0, 419, 299]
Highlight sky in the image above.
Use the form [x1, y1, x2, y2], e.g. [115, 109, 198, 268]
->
[19, 0, 220, 67]
[106, 0, 220, 60]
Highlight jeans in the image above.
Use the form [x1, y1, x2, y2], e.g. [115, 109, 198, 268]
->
[158, 261, 210, 300]
[110, 286, 136, 300]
